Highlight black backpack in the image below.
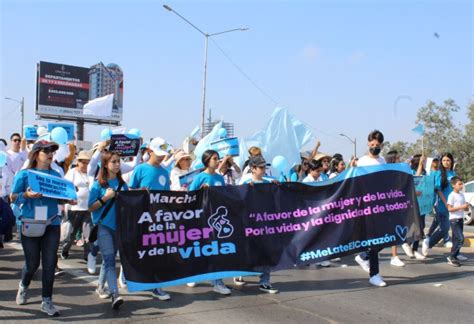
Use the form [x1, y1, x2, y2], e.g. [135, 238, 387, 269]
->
[0, 199, 15, 235]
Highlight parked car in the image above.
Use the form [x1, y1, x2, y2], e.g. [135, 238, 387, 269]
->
[463, 181, 474, 225]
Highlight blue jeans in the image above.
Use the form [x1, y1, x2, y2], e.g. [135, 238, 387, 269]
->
[20, 225, 60, 298]
[450, 219, 464, 258]
[97, 225, 119, 296]
[259, 269, 271, 285]
[429, 211, 451, 248]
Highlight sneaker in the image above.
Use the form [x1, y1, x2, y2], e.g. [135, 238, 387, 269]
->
[331, 258, 341, 262]
[60, 251, 69, 260]
[233, 276, 246, 286]
[421, 237, 430, 256]
[401, 243, 414, 258]
[390, 256, 405, 267]
[355, 255, 370, 273]
[213, 283, 231, 295]
[444, 241, 453, 248]
[369, 274, 387, 287]
[414, 251, 426, 260]
[447, 256, 461, 267]
[54, 266, 64, 276]
[259, 284, 278, 294]
[111, 296, 124, 310]
[186, 282, 196, 287]
[317, 261, 331, 267]
[96, 286, 112, 299]
[16, 282, 27, 305]
[151, 288, 171, 301]
[87, 253, 97, 275]
[456, 254, 468, 261]
[40, 300, 60, 317]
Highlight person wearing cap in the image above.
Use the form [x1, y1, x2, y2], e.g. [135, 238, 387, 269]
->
[170, 150, 193, 191]
[10, 140, 76, 317]
[188, 149, 232, 295]
[128, 137, 172, 301]
[236, 155, 278, 294]
[61, 150, 93, 263]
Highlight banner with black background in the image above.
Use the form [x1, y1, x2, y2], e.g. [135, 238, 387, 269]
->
[116, 164, 422, 292]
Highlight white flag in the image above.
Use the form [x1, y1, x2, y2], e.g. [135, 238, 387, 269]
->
[83, 94, 114, 117]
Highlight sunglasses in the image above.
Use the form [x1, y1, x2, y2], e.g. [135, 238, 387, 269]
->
[12, 138, 21, 142]
[40, 148, 55, 154]
[78, 159, 89, 163]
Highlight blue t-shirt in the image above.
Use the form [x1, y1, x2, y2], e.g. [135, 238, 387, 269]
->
[11, 168, 62, 226]
[129, 163, 170, 190]
[188, 172, 225, 191]
[88, 178, 128, 231]
[242, 178, 271, 184]
[433, 169, 456, 213]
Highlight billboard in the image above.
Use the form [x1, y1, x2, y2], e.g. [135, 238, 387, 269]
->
[36, 61, 122, 124]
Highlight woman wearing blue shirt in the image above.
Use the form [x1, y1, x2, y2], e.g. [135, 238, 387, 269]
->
[88, 151, 128, 309]
[189, 150, 230, 295]
[11, 140, 74, 317]
[422, 153, 455, 256]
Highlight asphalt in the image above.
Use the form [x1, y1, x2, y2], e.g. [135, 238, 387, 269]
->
[0, 239, 473, 323]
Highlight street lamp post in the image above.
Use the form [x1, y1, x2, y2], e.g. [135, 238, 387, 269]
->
[163, 4, 248, 137]
[340, 133, 357, 158]
[5, 96, 24, 132]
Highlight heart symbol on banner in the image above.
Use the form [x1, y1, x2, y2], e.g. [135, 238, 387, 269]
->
[223, 227, 231, 234]
[395, 225, 408, 241]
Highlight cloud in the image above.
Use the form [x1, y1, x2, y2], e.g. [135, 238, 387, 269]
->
[302, 44, 321, 62]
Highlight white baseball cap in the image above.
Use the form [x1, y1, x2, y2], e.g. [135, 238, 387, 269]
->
[149, 137, 170, 157]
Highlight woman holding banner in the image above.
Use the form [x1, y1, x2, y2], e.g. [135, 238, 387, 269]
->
[88, 151, 128, 310]
[170, 150, 192, 191]
[11, 140, 75, 317]
[188, 149, 232, 295]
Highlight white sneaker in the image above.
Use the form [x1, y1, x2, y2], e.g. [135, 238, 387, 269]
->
[233, 276, 246, 286]
[186, 282, 196, 287]
[401, 243, 414, 258]
[355, 255, 370, 273]
[414, 251, 426, 260]
[213, 283, 231, 295]
[444, 241, 453, 248]
[421, 237, 430, 256]
[390, 256, 405, 267]
[369, 274, 387, 287]
[456, 254, 468, 261]
[87, 253, 96, 275]
[331, 258, 341, 262]
[317, 261, 331, 267]
[152, 288, 171, 301]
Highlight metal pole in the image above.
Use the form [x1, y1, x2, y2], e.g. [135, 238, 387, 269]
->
[354, 138, 357, 158]
[201, 35, 209, 137]
[77, 120, 84, 141]
[21, 97, 25, 132]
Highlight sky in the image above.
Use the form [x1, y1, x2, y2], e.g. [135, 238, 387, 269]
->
[1, 0, 472, 159]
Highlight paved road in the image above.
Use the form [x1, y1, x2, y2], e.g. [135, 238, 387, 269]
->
[0, 241, 473, 323]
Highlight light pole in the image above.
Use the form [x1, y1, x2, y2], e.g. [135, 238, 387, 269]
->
[163, 4, 248, 137]
[340, 133, 357, 158]
[5, 96, 24, 132]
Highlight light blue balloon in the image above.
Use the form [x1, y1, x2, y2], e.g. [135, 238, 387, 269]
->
[218, 128, 227, 138]
[50, 127, 68, 145]
[0, 152, 7, 167]
[100, 128, 112, 141]
[128, 128, 141, 139]
[272, 155, 288, 173]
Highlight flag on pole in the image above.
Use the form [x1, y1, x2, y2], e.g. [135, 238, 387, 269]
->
[83, 94, 114, 117]
[411, 124, 424, 136]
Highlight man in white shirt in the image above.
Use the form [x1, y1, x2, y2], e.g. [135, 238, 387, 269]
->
[354, 130, 387, 287]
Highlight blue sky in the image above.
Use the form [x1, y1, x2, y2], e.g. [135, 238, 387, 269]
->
[1, 0, 472, 158]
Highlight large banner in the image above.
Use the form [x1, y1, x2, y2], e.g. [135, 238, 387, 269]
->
[116, 164, 422, 292]
[36, 61, 90, 117]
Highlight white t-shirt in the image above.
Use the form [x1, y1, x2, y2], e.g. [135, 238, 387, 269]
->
[303, 174, 321, 183]
[65, 167, 92, 211]
[357, 155, 386, 167]
[447, 191, 466, 220]
[170, 167, 189, 191]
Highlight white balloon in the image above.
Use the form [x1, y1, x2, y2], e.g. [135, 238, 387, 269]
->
[37, 126, 48, 136]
